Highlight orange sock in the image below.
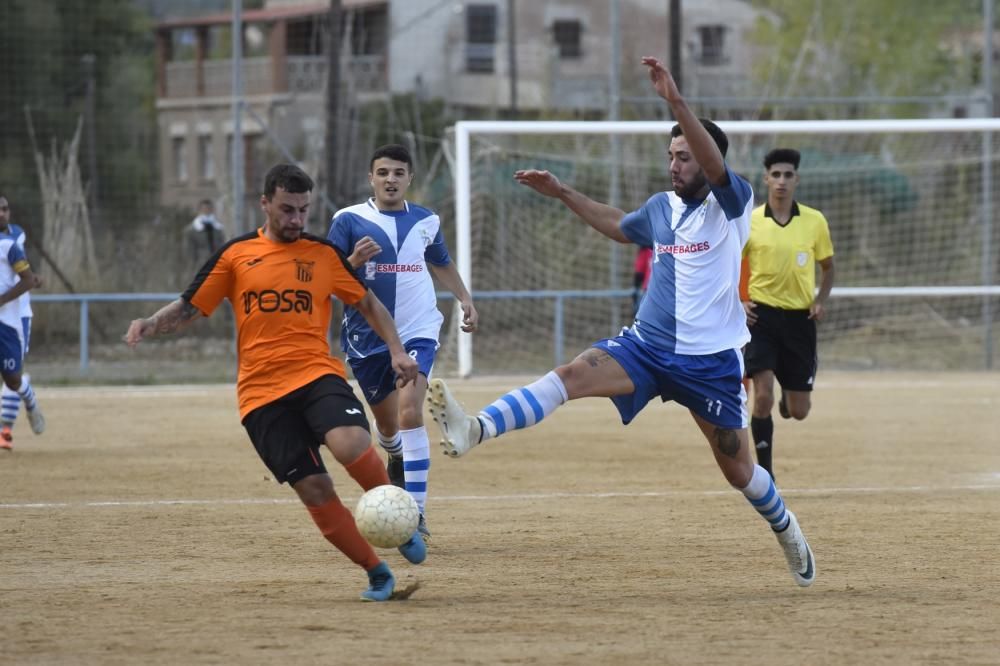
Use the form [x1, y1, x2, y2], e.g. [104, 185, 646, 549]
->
[344, 446, 390, 491]
[306, 496, 380, 571]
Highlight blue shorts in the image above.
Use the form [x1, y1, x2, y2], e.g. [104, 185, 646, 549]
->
[0, 322, 25, 374]
[594, 328, 748, 429]
[348, 337, 438, 405]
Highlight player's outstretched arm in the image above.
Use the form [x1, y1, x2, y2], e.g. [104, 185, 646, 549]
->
[124, 298, 203, 348]
[352, 291, 419, 386]
[514, 169, 630, 243]
[428, 263, 478, 333]
[641, 56, 726, 186]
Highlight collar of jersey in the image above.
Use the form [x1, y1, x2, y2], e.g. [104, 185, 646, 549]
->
[367, 198, 410, 216]
[763, 200, 800, 224]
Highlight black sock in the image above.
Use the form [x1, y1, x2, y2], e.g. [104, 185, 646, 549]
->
[750, 415, 774, 478]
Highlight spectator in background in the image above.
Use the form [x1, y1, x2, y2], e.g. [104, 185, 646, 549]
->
[188, 199, 225, 264]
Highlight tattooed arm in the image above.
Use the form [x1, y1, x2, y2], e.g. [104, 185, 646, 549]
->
[124, 299, 204, 348]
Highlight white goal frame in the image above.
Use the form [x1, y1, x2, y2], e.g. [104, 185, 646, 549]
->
[453, 119, 1000, 377]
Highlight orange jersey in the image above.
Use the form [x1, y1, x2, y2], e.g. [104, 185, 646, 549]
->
[182, 228, 367, 418]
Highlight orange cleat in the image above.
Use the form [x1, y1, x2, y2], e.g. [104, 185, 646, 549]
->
[0, 425, 12, 450]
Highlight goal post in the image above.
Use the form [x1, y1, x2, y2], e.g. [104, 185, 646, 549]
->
[450, 119, 1000, 377]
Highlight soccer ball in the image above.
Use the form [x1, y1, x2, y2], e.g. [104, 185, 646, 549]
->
[354, 485, 420, 548]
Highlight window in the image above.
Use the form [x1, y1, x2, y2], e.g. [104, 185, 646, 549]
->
[172, 137, 188, 183]
[697, 25, 726, 66]
[466, 4, 496, 73]
[553, 20, 582, 59]
[198, 135, 215, 182]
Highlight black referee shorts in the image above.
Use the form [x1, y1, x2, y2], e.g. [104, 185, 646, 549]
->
[241, 374, 370, 485]
[744, 302, 817, 392]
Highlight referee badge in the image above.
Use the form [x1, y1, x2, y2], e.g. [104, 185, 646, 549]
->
[796, 252, 808, 267]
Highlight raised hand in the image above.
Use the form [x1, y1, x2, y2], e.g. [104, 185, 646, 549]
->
[641, 56, 681, 103]
[514, 169, 564, 198]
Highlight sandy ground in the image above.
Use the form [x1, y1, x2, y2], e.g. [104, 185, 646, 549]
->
[1, 371, 999, 665]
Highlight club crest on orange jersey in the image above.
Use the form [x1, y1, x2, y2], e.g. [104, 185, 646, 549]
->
[295, 259, 315, 282]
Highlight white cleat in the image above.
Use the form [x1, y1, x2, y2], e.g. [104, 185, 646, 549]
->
[774, 511, 816, 587]
[27, 406, 45, 435]
[427, 379, 481, 458]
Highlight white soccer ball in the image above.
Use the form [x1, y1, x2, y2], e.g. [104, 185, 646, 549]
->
[354, 485, 420, 548]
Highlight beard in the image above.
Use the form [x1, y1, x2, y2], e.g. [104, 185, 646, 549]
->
[674, 171, 709, 199]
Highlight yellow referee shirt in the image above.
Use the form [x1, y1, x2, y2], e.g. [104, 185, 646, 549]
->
[743, 201, 834, 310]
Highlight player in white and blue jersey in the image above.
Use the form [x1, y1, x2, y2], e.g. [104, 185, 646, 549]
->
[427, 57, 815, 588]
[328, 144, 478, 540]
[1, 214, 37, 444]
[0, 193, 45, 450]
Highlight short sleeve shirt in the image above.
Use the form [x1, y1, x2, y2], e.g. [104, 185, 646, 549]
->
[182, 228, 367, 418]
[743, 201, 834, 310]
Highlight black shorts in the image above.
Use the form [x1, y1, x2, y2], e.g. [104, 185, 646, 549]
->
[241, 375, 370, 485]
[743, 302, 817, 392]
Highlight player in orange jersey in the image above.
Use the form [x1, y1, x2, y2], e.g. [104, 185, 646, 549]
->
[125, 164, 420, 602]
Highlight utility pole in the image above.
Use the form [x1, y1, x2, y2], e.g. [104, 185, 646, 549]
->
[325, 0, 343, 208]
[982, 0, 995, 369]
[231, 0, 244, 233]
[508, 0, 518, 116]
[669, 0, 682, 93]
[609, 0, 622, 332]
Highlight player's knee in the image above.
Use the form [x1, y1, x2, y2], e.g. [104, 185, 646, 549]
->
[554, 361, 584, 395]
[753, 394, 774, 415]
[397, 403, 423, 429]
[293, 473, 335, 506]
[324, 426, 372, 465]
[721, 460, 754, 489]
[790, 404, 810, 420]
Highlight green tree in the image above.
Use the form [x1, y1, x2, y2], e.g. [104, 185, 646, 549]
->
[749, 0, 981, 119]
[0, 0, 156, 239]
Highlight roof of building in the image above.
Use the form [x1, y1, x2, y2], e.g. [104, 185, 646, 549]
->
[156, 1, 382, 29]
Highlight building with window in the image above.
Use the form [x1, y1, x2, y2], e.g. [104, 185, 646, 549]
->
[153, 0, 766, 212]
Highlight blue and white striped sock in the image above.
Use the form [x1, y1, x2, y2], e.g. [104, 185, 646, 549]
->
[376, 428, 403, 458]
[401, 426, 430, 514]
[1, 383, 20, 425]
[479, 371, 568, 440]
[742, 464, 791, 532]
[15, 377, 38, 413]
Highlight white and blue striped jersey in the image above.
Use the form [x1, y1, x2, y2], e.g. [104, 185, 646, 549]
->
[620, 166, 753, 355]
[0, 224, 30, 330]
[328, 199, 451, 358]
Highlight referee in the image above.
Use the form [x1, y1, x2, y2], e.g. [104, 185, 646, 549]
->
[742, 148, 835, 481]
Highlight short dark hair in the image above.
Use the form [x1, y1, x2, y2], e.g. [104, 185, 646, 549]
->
[670, 118, 729, 158]
[198, 198, 214, 209]
[263, 164, 314, 199]
[763, 148, 801, 170]
[369, 144, 413, 172]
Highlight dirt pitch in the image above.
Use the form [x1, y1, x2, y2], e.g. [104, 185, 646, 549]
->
[2, 371, 999, 665]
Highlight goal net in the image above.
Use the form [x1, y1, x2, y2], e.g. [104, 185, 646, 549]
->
[434, 119, 1000, 377]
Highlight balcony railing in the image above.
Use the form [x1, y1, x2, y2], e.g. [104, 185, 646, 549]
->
[162, 55, 386, 99]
